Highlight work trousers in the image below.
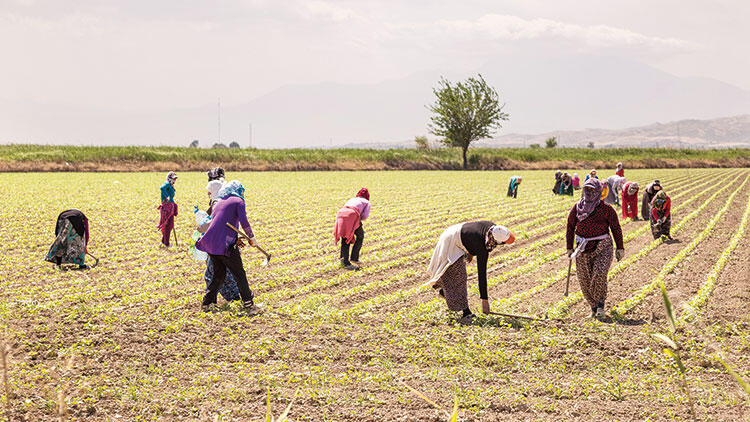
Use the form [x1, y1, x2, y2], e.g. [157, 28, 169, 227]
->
[340, 225, 365, 264]
[576, 237, 613, 311]
[203, 246, 254, 306]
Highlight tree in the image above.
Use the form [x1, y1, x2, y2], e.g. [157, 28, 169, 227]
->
[529, 143, 541, 149]
[212, 143, 227, 149]
[428, 74, 508, 169]
[587, 141, 595, 149]
[189, 140, 199, 148]
[229, 141, 240, 149]
[545, 137, 557, 148]
[414, 135, 429, 150]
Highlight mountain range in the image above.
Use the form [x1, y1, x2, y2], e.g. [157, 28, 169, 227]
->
[2, 53, 750, 147]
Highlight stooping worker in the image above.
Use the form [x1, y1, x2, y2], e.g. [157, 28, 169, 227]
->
[45, 209, 91, 270]
[559, 173, 574, 196]
[641, 180, 663, 221]
[198, 179, 240, 302]
[158, 171, 178, 247]
[552, 170, 563, 194]
[572, 173, 581, 190]
[334, 188, 371, 270]
[615, 162, 625, 177]
[604, 175, 625, 206]
[566, 178, 625, 320]
[585, 169, 598, 181]
[650, 191, 673, 240]
[507, 175, 522, 198]
[427, 221, 515, 324]
[195, 181, 262, 316]
[621, 182, 639, 220]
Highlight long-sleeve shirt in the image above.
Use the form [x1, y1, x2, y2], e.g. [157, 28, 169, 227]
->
[195, 196, 254, 256]
[566, 202, 624, 252]
[344, 197, 370, 220]
[460, 221, 495, 300]
[652, 197, 671, 220]
[160, 182, 175, 203]
[616, 168, 624, 177]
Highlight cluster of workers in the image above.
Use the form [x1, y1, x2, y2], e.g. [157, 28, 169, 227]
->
[45, 162, 674, 323]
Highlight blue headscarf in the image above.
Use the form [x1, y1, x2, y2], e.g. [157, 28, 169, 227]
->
[217, 180, 245, 200]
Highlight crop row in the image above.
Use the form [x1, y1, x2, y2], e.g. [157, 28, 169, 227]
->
[547, 172, 748, 319]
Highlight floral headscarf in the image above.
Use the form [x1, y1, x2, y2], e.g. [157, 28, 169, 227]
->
[218, 180, 245, 200]
[576, 178, 602, 221]
[651, 190, 668, 208]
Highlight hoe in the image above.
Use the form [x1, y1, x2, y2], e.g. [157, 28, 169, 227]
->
[226, 222, 272, 266]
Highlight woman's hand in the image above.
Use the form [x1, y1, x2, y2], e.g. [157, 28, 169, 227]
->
[236, 237, 245, 248]
[465, 254, 473, 263]
[481, 299, 490, 314]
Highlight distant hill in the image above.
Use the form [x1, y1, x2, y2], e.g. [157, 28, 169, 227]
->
[482, 115, 750, 149]
[2, 53, 750, 147]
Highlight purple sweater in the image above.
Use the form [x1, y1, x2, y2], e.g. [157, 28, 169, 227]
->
[196, 196, 254, 256]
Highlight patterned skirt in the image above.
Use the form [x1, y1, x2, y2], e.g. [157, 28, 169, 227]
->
[436, 258, 469, 311]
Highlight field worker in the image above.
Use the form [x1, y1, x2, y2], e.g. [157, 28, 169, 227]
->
[641, 180, 663, 220]
[199, 179, 240, 302]
[158, 171, 178, 247]
[585, 169, 598, 181]
[207, 167, 225, 182]
[599, 179, 610, 202]
[650, 191, 673, 240]
[195, 181, 261, 316]
[605, 175, 625, 206]
[559, 173, 574, 196]
[621, 182, 639, 220]
[427, 221, 515, 324]
[334, 188, 371, 270]
[566, 178, 625, 320]
[572, 173, 581, 190]
[45, 209, 90, 270]
[552, 170, 563, 194]
[507, 175, 522, 198]
[615, 162, 625, 177]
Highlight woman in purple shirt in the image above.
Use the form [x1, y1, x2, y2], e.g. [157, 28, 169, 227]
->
[196, 181, 262, 316]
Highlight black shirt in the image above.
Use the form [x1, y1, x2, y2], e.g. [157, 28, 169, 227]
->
[460, 220, 495, 300]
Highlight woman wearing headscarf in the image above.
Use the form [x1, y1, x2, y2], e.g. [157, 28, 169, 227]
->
[584, 169, 598, 182]
[427, 222, 515, 324]
[334, 188, 371, 270]
[198, 179, 240, 302]
[158, 171, 178, 247]
[195, 181, 261, 316]
[641, 180, 662, 221]
[507, 175, 522, 198]
[45, 209, 90, 270]
[559, 173, 574, 196]
[621, 182, 639, 220]
[650, 191, 673, 240]
[566, 178, 625, 320]
[552, 170, 563, 195]
[605, 175, 626, 206]
[615, 162, 625, 177]
[572, 173, 581, 190]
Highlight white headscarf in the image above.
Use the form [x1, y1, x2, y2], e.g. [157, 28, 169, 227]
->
[206, 180, 224, 201]
[491, 225, 511, 243]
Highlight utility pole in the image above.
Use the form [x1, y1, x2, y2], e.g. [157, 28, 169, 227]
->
[217, 98, 221, 144]
[248, 123, 253, 148]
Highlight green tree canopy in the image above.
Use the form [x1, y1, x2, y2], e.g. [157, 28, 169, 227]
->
[428, 74, 509, 169]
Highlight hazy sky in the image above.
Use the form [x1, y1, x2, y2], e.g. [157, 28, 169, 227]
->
[2, 0, 748, 111]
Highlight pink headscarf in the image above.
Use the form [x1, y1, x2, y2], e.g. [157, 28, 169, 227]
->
[576, 178, 603, 221]
[356, 188, 370, 201]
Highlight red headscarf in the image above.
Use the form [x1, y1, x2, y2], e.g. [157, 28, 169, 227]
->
[356, 188, 370, 200]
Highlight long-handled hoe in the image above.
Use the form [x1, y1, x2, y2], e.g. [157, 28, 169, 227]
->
[226, 223, 272, 266]
[86, 252, 100, 268]
[564, 258, 572, 296]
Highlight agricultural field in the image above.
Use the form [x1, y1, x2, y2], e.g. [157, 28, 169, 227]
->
[0, 168, 749, 421]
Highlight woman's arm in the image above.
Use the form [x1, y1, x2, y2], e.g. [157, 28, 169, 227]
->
[608, 206, 625, 249]
[566, 207, 577, 250]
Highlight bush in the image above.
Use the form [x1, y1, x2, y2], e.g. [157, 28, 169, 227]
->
[212, 143, 227, 149]
[229, 141, 241, 149]
[414, 136, 429, 150]
[545, 137, 558, 148]
[529, 144, 541, 149]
